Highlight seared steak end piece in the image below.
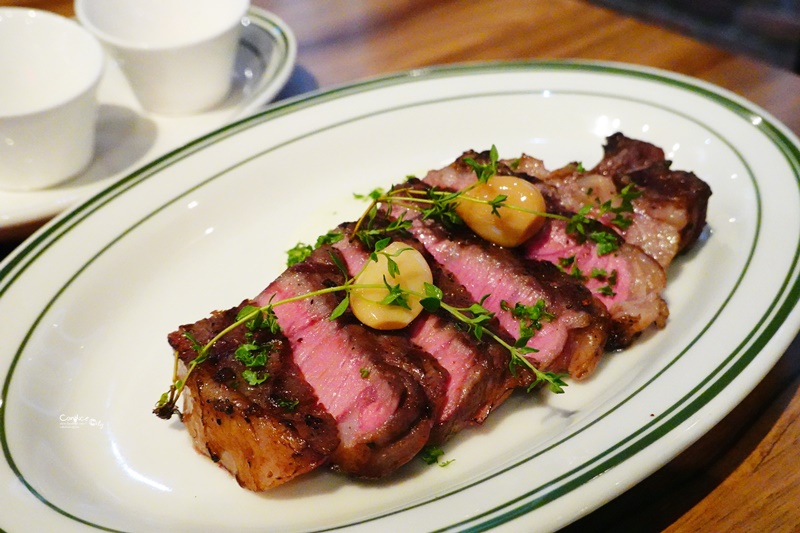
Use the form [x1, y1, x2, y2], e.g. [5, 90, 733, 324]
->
[616, 161, 712, 255]
[169, 303, 339, 491]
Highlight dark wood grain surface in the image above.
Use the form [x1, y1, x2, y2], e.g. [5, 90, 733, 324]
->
[3, 0, 800, 530]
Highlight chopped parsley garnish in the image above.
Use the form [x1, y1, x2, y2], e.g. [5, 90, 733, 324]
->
[420, 445, 454, 467]
[286, 243, 313, 267]
[286, 230, 345, 267]
[275, 398, 299, 411]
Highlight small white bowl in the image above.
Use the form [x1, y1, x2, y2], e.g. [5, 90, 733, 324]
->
[75, 0, 250, 115]
[0, 8, 104, 191]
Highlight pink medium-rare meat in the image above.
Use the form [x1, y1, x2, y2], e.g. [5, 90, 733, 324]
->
[522, 219, 668, 349]
[333, 221, 517, 444]
[168, 304, 339, 490]
[387, 180, 611, 380]
[424, 149, 669, 349]
[254, 246, 446, 478]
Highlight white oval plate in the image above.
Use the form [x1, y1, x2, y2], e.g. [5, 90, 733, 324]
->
[2, 61, 800, 532]
[0, 6, 296, 238]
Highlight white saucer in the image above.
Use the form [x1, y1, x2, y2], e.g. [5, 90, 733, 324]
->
[0, 7, 296, 239]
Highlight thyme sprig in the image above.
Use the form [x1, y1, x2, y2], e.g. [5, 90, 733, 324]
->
[598, 183, 641, 230]
[154, 289, 341, 419]
[462, 145, 499, 183]
[420, 445, 455, 467]
[156, 149, 637, 418]
[418, 284, 566, 393]
[346, 163, 636, 257]
[156, 243, 433, 419]
[155, 238, 567, 419]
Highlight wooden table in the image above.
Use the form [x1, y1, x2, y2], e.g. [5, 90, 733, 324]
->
[4, 0, 800, 531]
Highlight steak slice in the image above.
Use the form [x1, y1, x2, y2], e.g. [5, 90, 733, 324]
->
[614, 161, 711, 265]
[168, 303, 339, 491]
[523, 133, 712, 268]
[333, 222, 516, 444]
[254, 246, 446, 478]
[388, 180, 611, 380]
[423, 151, 668, 350]
[522, 219, 668, 349]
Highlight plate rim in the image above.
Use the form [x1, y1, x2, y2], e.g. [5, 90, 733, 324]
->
[2, 59, 800, 532]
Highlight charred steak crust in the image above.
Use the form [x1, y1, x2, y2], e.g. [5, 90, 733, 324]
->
[168, 303, 339, 491]
[593, 131, 667, 177]
[614, 162, 712, 255]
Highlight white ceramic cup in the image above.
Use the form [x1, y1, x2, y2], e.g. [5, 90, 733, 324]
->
[75, 0, 250, 115]
[0, 8, 104, 191]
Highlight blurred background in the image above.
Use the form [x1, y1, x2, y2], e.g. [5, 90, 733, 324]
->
[589, 0, 800, 71]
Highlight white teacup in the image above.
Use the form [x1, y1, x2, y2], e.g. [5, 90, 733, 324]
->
[0, 8, 104, 191]
[75, 0, 250, 115]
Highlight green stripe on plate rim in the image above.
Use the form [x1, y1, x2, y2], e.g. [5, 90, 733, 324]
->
[0, 61, 798, 532]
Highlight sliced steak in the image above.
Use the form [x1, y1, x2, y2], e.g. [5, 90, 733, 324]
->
[388, 180, 611, 380]
[160, 135, 710, 491]
[254, 246, 446, 478]
[613, 161, 711, 265]
[334, 222, 516, 444]
[424, 151, 668, 350]
[522, 219, 668, 349]
[168, 303, 339, 491]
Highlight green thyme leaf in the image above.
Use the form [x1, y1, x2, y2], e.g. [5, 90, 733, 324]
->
[242, 369, 269, 386]
[275, 398, 299, 411]
[379, 277, 411, 309]
[354, 188, 385, 201]
[316, 230, 344, 247]
[463, 145, 499, 183]
[329, 250, 350, 279]
[419, 282, 443, 312]
[529, 371, 568, 394]
[501, 299, 554, 348]
[488, 194, 508, 217]
[183, 331, 203, 353]
[419, 445, 454, 467]
[589, 267, 608, 280]
[588, 230, 620, 255]
[597, 285, 616, 297]
[329, 295, 350, 320]
[287, 243, 314, 267]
